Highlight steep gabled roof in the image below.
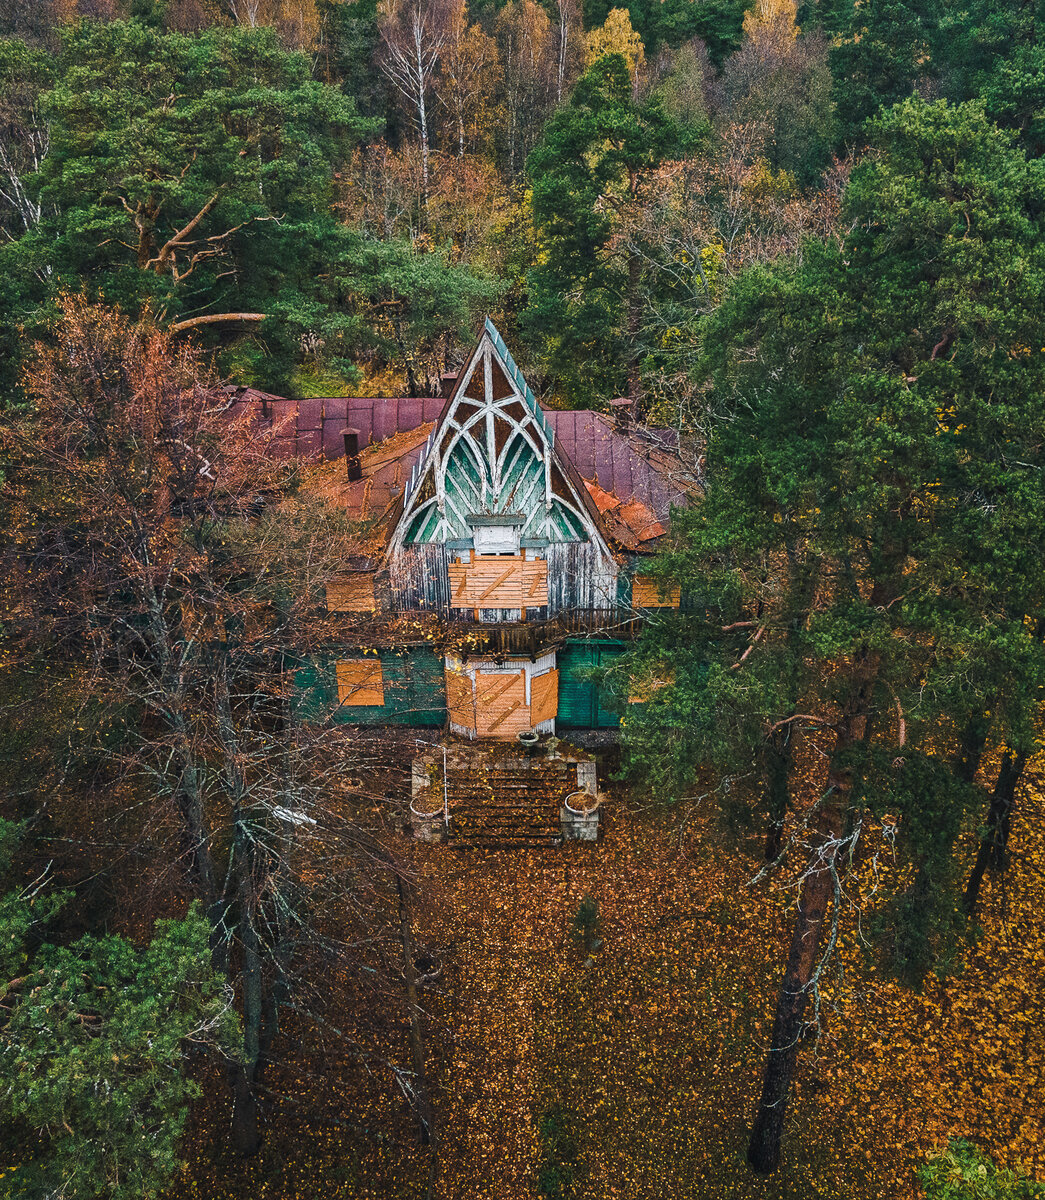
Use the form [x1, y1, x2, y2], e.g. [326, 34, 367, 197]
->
[386, 320, 612, 556]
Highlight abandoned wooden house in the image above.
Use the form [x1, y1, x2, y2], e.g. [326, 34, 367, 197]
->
[228, 319, 698, 744]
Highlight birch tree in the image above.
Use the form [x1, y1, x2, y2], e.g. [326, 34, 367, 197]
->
[0, 39, 53, 238]
[378, 0, 451, 201]
[434, 0, 498, 158]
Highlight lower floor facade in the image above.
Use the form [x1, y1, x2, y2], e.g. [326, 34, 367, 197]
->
[292, 639, 627, 738]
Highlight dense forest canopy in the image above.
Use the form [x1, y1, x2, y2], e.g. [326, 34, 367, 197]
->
[2, 0, 1045, 1196]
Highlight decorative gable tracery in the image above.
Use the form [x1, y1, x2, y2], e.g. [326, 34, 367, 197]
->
[389, 321, 605, 552]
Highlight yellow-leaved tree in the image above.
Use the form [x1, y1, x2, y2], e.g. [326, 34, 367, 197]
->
[584, 8, 645, 85]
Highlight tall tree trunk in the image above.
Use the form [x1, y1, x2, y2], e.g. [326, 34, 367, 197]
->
[747, 762, 844, 1173]
[748, 652, 876, 1174]
[627, 250, 641, 408]
[415, 27, 431, 209]
[956, 710, 992, 786]
[261, 673, 298, 1065]
[396, 874, 434, 1146]
[762, 552, 821, 862]
[963, 748, 1029, 914]
[228, 1062, 263, 1157]
[763, 727, 791, 862]
[215, 661, 265, 1156]
[230, 839, 265, 1156]
[142, 581, 226, 967]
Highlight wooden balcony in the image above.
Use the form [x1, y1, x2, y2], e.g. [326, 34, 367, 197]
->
[436, 609, 643, 655]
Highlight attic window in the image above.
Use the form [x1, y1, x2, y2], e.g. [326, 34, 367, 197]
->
[336, 660, 385, 706]
[469, 516, 523, 555]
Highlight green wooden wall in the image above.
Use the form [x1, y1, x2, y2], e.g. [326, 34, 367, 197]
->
[557, 639, 626, 729]
[294, 645, 446, 727]
[295, 639, 627, 731]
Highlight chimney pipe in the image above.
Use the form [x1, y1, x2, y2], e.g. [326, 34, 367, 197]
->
[343, 427, 362, 481]
[609, 397, 633, 432]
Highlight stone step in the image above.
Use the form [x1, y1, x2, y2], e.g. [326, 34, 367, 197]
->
[448, 835, 562, 849]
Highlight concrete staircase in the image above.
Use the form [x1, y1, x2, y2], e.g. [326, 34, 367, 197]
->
[444, 757, 576, 848]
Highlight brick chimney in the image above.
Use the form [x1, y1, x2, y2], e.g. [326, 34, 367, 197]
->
[439, 371, 458, 399]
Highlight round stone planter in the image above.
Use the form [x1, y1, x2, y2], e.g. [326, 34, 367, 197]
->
[409, 798, 446, 843]
[517, 730, 540, 751]
[561, 789, 601, 841]
[564, 789, 600, 816]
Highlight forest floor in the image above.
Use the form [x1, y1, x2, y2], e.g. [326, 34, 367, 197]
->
[180, 746, 1045, 1200]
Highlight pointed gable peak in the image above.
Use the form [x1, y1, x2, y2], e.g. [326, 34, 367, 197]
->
[389, 319, 609, 555]
[480, 318, 555, 446]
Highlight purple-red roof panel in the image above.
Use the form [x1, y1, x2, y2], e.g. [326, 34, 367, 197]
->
[230, 393, 689, 520]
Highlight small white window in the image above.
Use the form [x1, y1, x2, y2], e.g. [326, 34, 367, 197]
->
[473, 523, 521, 555]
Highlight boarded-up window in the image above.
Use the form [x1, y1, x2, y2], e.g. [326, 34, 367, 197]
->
[632, 577, 680, 608]
[446, 668, 476, 732]
[326, 575, 377, 612]
[336, 660, 385, 706]
[475, 671, 528, 737]
[529, 669, 559, 725]
[447, 557, 548, 608]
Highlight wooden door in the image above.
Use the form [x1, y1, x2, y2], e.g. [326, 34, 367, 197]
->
[529, 669, 559, 726]
[474, 671, 528, 738]
[446, 667, 477, 735]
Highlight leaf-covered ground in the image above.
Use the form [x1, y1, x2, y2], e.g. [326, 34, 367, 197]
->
[180, 754, 1045, 1200]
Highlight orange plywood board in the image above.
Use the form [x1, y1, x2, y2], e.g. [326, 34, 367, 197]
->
[326, 575, 377, 612]
[447, 557, 548, 608]
[446, 668, 476, 731]
[475, 671, 529, 737]
[336, 660, 385, 706]
[632, 577, 680, 608]
[529, 669, 559, 725]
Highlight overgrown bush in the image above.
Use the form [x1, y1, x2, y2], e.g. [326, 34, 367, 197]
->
[918, 1140, 1045, 1199]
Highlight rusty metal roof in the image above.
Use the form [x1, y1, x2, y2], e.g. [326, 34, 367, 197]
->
[543, 410, 691, 523]
[225, 390, 697, 536]
[223, 389, 445, 460]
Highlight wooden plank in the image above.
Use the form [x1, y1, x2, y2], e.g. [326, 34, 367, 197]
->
[487, 698, 524, 733]
[476, 566, 516, 602]
[482, 674, 519, 704]
[529, 669, 559, 725]
[475, 671, 526, 738]
[326, 575, 377, 612]
[448, 563, 469, 601]
[336, 660, 384, 706]
[632, 577, 680, 608]
[446, 556, 548, 608]
[446, 668, 476, 731]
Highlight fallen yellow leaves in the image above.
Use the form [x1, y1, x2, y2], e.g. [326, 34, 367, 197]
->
[174, 751, 1045, 1200]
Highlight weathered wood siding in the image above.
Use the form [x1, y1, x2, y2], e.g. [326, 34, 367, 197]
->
[387, 543, 453, 613]
[388, 541, 616, 618]
[546, 543, 618, 613]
